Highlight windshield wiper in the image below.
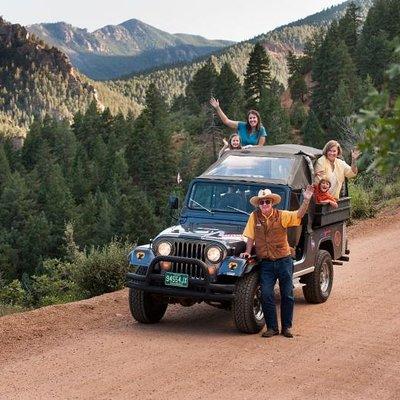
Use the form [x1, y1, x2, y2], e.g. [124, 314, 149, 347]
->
[227, 206, 250, 215]
[189, 198, 213, 214]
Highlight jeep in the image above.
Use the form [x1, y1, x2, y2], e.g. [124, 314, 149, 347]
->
[126, 144, 351, 333]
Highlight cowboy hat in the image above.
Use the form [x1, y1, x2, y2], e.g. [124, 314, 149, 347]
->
[250, 189, 281, 207]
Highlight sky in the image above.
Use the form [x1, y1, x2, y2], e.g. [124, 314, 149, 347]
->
[1, 0, 345, 42]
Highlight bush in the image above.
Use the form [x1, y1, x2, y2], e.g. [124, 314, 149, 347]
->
[0, 239, 134, 310]
[0, 279, 25, 306]
[73, 239, 133, 297]
[349, 181, 376, 219]
[355, 172, 400, 204]
[29, 259, 81, 307]
[371, 178, 400, 202]
[0, 304, 26, 316]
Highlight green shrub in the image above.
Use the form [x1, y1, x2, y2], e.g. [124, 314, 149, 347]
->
[355, 172, 400, 204]
[0, 279, 25, 306]
[349, 181, 376, 219]
[373, 179, 400, 201]
[0, 304, 26, 316]
[73, 239, 133, 297]
[29, 259, 82, 307]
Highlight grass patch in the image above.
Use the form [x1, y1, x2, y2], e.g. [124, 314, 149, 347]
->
[0, 304, 27, 317]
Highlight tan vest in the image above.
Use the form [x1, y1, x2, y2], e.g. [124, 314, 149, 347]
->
[253, 209, 291, 260]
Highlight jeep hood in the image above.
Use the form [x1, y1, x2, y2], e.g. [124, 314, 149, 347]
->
[155, 223, 245, 244]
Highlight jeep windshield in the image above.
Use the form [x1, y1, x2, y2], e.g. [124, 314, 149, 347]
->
[187, 181, 287, 214]
[204, 154, 295, 181]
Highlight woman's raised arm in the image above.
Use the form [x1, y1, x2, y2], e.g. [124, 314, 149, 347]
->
[210, 97, 238, 129]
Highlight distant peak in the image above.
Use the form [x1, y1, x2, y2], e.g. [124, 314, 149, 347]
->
[35, 21, 73, 28]
[120, 18, 150, 30]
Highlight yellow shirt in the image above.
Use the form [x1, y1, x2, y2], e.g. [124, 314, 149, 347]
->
[243, 210, 301, 240]
[314, 155, 356, 199]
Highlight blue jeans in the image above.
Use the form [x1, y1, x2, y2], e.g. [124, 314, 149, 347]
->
[259, 256, 294, 330]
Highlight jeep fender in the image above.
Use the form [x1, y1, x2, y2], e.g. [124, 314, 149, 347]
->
[218, 256, 258, 277]
[128, 244, 155, 267]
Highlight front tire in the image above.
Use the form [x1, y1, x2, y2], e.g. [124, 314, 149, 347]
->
[302, 250, 333, 303]
[129, 288, 168, 323]
[232, 270, 264, 334]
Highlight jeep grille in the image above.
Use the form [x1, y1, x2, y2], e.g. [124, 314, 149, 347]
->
[171, 240, 206, 279]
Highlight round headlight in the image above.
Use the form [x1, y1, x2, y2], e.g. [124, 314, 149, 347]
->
[206, 246, 223, 263]
[156, 241, 172, 256]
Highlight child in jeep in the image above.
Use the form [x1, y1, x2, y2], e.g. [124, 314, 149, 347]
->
[313, 176, 338, 208]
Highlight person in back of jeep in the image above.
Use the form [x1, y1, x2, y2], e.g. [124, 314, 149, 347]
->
[240, 186, 314, 338]
[210, 97, 267, 146]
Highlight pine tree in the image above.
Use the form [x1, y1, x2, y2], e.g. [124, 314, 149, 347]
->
[357, 0, 399, 88]
[259, 88, 291, 145]
[329, 80, 356, 140]
[287, 52, 308, 102]
[301, 110, 325, 149]
[116, 187, 161, 244]
[215, 63, 243, 120]
[312, 21, 360, 132]
[338, 2, 362, 61]
[36, 158, 76, 258]
[290, 102, 308, 130]
[0, 171, 42, 279]
[70, 144, 93, 203]
[90, 191, 115, 246]
[0, 144, 11, 191]
[186, 60, 218, 109]
[72, 101, 103, 154]
[244, 43, 272, 110]
[21, 118, 46, 171]
[127, 83, 175, 216]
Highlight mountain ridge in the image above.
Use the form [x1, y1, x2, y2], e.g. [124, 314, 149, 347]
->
[28, 18, 234, 80]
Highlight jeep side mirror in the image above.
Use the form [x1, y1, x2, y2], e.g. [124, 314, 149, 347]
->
[169, 195, 179, 209]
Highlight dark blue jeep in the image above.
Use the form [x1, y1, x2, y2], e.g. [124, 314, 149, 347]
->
[126, 144, 351, 333]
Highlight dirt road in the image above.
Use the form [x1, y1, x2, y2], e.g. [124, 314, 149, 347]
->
[1, 208, 399, 400]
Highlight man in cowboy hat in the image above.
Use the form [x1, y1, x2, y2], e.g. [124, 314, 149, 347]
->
[240, 185, 314, 338]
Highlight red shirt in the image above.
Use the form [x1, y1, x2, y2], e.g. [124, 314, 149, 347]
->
[313, 184, 337, 204]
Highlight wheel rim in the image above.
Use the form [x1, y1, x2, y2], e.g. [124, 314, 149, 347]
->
[253, 286, 264, 321]
[319, 261, 331, 293]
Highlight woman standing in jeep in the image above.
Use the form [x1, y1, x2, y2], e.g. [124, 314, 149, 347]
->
[315, 140, 360, 199]
[210, 97, 267, 146]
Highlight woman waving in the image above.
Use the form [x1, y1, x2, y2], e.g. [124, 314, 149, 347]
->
[210, 97, 267, 146]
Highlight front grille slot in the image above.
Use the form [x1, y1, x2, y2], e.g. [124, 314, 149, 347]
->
[172, 240, 206, 280]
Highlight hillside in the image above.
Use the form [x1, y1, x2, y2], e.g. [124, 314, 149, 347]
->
[0, 17, 96, 135]
[28, 19, 234, 80]
[0, 18, 142, 136]
[105, 0, 374, 106]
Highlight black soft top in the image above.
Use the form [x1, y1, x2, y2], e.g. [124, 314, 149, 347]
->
[200, 144, 322, 189]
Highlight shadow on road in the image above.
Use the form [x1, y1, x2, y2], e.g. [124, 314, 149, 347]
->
[120, 288, 317, 337]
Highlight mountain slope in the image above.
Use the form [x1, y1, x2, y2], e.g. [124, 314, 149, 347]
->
[104, 0, 374, 105]
[0, 18, 141, 136]
[28, 19, 234, 80]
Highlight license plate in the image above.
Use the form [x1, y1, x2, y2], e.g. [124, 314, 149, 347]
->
[164, 272, 189, 288]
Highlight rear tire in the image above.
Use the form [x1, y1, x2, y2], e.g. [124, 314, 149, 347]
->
[129, 288, 168, 323]
[232, 270, 264, 334]
[302, 250, 333, 304]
